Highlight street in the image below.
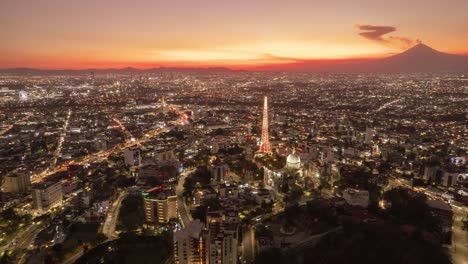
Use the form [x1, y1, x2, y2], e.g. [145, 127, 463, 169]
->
[241, 226, 255, 264]
[176, 168, 194, 228]
[101, 191, 128, 239]
[451, 205, 468, 264]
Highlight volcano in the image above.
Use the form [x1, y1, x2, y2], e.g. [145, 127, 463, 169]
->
[258, 43, 468, 73]
[361, 43, 468, 73]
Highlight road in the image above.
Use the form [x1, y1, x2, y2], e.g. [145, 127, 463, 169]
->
[375, 98, 402, 113]
[101, 191, 128, 239]
[0, 222, 44, 254]
[0, 113, 32, 136]
[63, 191, 127, 264]
[241, 226, 255, 264]
[62, 249, 85, 264]
[113, 117, 133, 139]
[50, 109, 72, 169]
[176, 169, 194, 228]
[451, 205, 468, 264]
[30, 99, 187, 184]
[31, 125, 172, 183]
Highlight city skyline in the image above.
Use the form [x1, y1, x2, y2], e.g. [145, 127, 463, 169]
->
[1, 0, 468, 69]
[0, 1, 467, 264]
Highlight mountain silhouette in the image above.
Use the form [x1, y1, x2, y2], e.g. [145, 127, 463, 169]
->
[1, 44, 467, 74]
[257, 43, 468, 73]
[361, 43, 468, 72]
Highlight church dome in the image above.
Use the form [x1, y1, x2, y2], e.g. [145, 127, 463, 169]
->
[286, 148, 301, 170]
[287, 153, 301, 165]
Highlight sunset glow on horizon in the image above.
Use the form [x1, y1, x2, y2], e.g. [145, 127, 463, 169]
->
[1, 0, 467, 69]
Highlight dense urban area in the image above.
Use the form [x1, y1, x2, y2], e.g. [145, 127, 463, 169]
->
[0, 71, 466, 264]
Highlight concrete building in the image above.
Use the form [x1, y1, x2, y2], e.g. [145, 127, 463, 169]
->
[143, 187, 177, 224]
[209, 163, 229, 182]
[3, 173, 31, 193]
[124, 146, 141, 166]
[364, 127, 374, 144]
[206, 211, 239, 264]
[342, 188, 369, 208]
[442, 170, 459, 187]
[32, 181, 63, 211]
[219, 183, 239, 199]
[174, 219, 207, 264]
[154, 148, 177, 163]
[423, 165, 439, 182]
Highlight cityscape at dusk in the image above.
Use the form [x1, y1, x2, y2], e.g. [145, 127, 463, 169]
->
[1, 0, 468, 69]
[0, 0, 467, 264]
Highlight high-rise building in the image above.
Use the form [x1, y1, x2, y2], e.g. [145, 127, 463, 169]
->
[32, 181, 63, 211]
[161, 96, 168, 114]
[3, 173, 31, 193]
[143, 187, 177, 224]
[259, 96, 272, 154]
[124, 146, 141, 166]
[209, 162, 230, 183]
[174, 219, 207, 264]
[206, 211, 239, 264]
[364, 127, 374, 144]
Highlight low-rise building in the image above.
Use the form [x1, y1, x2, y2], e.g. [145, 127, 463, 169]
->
[342, 188, 369, 208]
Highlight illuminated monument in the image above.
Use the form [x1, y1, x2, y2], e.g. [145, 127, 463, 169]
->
[259, 96, 272, 154]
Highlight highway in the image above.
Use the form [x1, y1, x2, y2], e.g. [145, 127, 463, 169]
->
[375, 98, 403, 113]
[0, 222, 44, 254]
[61, 191, 128, 264]
[101, 191, 128, 239]
[176, 168, 194, 228]
[30, 97, 189, 184]
[31, 125, 171, 183]
[0, 100, 188, 263]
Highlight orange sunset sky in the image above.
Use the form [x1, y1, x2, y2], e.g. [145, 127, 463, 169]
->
[1, 0, 467, 69]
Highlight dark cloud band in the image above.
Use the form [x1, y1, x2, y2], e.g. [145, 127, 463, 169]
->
[356, 24, 416, 49]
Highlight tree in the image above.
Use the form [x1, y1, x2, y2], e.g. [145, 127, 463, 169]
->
[384, 188, 443, 237]
[118, 194, 144, 232]
[462, 217, 468, 232]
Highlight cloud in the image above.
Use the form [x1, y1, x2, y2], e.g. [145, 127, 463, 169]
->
[356, 24, 417, 49]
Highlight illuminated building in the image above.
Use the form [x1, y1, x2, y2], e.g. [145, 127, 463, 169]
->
[218, 182, 239, 199]
[364, 127, 374, 144]
[259, 96, 272, 154]
[174, 219, 207, 264]
[206, 211, 239, 264]
[32, 181, 63, 211]
[286, 148, 301, 170]
[3, 173, 31, 193]
[143, 186, 177, 224]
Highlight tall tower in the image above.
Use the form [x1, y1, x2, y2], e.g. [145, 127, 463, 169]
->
[259, 96, 272, 153]
[161, 96, 168, 114]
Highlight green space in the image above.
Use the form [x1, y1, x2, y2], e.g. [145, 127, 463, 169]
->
[117, 194, 144, 232]
[76, 233, 172, 264]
